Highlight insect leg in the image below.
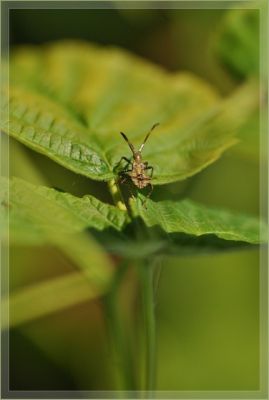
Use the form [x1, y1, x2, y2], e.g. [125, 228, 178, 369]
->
[114, 156, 132, 171]
[118, 173, 136, 199]
[116, 169, 132, 185]
[126, 180, 137, 199]
[146, 167, 153, 178]
[117, 173, 127, 185]
[120, 156, 132, 165]
[144, 162, 154, 177]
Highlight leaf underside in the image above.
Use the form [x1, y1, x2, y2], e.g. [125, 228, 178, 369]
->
[2, 41, 259, 184]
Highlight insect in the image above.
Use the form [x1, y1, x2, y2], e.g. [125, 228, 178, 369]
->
[117, 123, 159, 203]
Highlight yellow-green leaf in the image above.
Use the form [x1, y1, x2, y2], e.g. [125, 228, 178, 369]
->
[0, 176, 123, 309]
[2, 272, 100, 329]
[2, 41, 259, 185]
[131, 196, 266, 244]
[0, 176, 128, 244]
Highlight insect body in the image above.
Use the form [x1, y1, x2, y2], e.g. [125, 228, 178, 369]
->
[117, 123, 159, 201]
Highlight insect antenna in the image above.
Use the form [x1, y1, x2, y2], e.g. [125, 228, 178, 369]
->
[120, 132, 135, 155]
[139, 122, 160, 152]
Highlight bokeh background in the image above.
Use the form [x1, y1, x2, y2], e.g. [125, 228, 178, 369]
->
[8, 3, 263, 393]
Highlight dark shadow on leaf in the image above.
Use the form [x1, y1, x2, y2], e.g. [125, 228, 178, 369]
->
[90, 216, 257, 260]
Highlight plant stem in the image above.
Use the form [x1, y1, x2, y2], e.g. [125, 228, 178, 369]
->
[108, 178, 127, 211]
[103, 261, 136, 392]
[140, 260, 156, 396]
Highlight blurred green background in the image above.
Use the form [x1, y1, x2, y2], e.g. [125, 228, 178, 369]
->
[8, 5, 261, 393]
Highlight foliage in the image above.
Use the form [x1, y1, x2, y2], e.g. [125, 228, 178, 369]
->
[215, 7, 262, 163]
[216, 8, 259, 78]
[131, 194, 265, 244]
[0, 40, 265, 392]
[1, 176, 128, 242]
[3, 41, 259, 185]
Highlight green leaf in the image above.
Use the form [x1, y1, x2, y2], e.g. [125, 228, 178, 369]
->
[0, 176, 128, 244]
[0, 176, 128, 315]
[232, 110, 261, 162]
[216, 8, 259, 77]
[0, 176, 129, 291]
[2, 272, 100, 329]
[2, 41, 259, 185]
[131, 195, 266, 245]
[2, 85, 111, 181]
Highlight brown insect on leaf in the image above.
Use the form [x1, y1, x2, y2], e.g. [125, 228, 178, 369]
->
[117, 123, 159, 206]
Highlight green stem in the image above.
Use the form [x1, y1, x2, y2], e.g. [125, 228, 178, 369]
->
[103, 261, 136, 391]
[108, 179, 127, 211]
[140, 261, 156, 396]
